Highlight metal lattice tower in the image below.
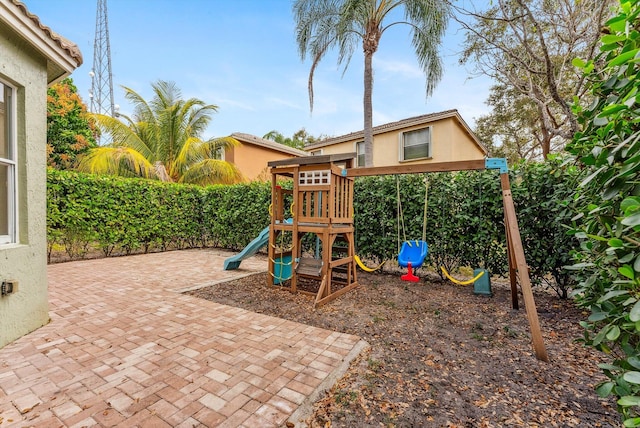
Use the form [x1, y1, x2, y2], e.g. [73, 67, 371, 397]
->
[89, 0, 114, 118]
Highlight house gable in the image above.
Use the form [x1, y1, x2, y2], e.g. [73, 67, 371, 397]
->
[229, 133, 307, 181]
[305, 110, 487, 167]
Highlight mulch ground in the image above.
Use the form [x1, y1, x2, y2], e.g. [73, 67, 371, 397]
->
[187, 270, 619, 427]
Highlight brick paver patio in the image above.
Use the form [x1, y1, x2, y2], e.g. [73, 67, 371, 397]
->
[0, 249, 367, 427]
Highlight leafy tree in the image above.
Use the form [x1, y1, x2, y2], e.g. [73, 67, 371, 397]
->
[566, 0, 640, 423]
[457, 0, 613, 158]
[46, 78, 96, 169]
[262, 128, 323, 149]
[475, 84, 555, 163]
[78, 80, 242, 185]
[293, 0, 450, 167]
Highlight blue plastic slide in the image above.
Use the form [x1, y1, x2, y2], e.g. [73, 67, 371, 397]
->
[223, 226, 270, 270]
[223, 219, 293, 271]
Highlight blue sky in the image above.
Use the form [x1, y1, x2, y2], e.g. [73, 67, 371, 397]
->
[26, 0, 492, 140]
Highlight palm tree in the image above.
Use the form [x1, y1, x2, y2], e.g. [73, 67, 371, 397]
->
[263, 129, 316, 149]
[293, 0, 450, 167]
[78, 80, 243, 185]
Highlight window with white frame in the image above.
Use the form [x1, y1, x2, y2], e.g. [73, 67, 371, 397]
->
[213, 145, 225, 160]
[400, 127, 431, 161]
[310, 149, 323, 156]
[0, 81, 15, 245]
[355, 141, 365, 167]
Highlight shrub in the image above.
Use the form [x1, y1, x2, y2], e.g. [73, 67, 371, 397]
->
[48, 163, 579, 301]
[566, 0, 640, 423]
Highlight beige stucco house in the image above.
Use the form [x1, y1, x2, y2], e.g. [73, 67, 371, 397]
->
[305, 109, 487, 167]
[0, 0, 82, 348]
[228, 133, 307, 181]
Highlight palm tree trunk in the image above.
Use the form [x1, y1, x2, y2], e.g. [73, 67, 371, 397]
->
[363, 50, 374, 167]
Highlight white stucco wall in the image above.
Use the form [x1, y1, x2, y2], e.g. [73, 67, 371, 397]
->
[0, 21, 50, 348]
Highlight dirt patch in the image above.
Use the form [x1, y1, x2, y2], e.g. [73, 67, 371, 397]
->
[187, 271, 618, 427]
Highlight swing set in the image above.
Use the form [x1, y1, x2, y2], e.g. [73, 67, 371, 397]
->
[266, 154, 548, 362]
[353, 176, 431, 280]
[356, 174, 485, 286]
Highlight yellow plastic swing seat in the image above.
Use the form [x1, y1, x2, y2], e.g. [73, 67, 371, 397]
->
[440, 266, 485, 286]
[354, 255, 385, 272]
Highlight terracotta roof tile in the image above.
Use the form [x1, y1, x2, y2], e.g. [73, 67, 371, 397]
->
[10, 0, 82, 66]
[231, 132, 308, 157]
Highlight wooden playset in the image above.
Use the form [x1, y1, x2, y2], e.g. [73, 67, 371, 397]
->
[266, 153, 359, 308]
[262, 154, 548, 362]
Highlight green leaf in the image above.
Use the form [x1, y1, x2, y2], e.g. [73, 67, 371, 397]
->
[623, 417, 640, 427]
[599, 104, 628, 116]
[599, 363, 622, 371]
[580, 166, 606, 187]
[596, 381, 615, 398]
[629, 357, 640, 369]
[631, 301, 640, 322]
[609, 238, 625, 247]
[601, 34, 627, 44]
[618, 395, 640, 407]
[607, 15, 628, 33]
[622, 197, 640, 212]
[593, 325, 609, 345]
[622, 211, 640, 227]
[610, 49, 640, 67]
[597, 289, 630, 303]
[620, 253, 636, 263]
[572, 57, 586, 68]
[607, 325, 621, 340]
[624, 371, 640, 384]
[588, 312, 609, 322]
[620, 265, 636, 280]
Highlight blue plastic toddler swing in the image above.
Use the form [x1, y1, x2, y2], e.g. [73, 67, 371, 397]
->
[398, 240, 428, 282]
[396, 176, 429, 282]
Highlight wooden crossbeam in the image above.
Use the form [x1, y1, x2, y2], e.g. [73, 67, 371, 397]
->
[346, 159, 486, 177]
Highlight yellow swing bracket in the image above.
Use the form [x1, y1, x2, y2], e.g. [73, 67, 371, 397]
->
[440, 266, 485, 286]
[354, 255, 385, 272]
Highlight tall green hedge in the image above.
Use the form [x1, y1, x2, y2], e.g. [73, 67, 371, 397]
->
[352, 157, 581, 297]
[47, 162, 580, 298]
[566, 0, 640, 423]
[47, 169, 271, 259]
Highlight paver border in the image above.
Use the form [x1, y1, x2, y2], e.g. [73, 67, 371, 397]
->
[285, 339, 370, 427]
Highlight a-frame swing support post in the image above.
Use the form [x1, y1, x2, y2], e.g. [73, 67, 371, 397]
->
[346, 157, 549, 362]
[498, 169, 549, 363]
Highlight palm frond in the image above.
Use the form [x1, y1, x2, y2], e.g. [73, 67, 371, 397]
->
[404, 0, 449, 97]
[173, 136, 239, 178]
[122, 85, 156, 125]
[179, 159, 244, 186]
[77, 147, 156, 179]
[89, 80, 229, 184]
[91, 113, 155, 160]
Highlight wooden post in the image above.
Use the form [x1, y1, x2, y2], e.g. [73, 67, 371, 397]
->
[504, 212, 519, 310]
[500, 173, 549, 362]
[291, 167, 300, 293]
[267, 172, 277, 287]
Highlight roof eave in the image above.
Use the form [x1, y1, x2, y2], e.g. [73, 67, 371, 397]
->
[1, 1, 82, 84]
[231, 133, 308, 157]
[305, 110, 461, 150]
